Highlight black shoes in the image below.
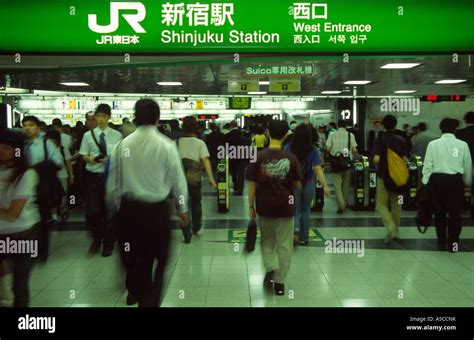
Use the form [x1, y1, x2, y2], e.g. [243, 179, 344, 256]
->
[102, 248, 113, 257]
[263, 271, 274, 285]
[448, 242, 459, 253]
[299, 240, 309, 246]
[264, 272, 285, 296]
[126, 293, 138, 306]
[182, 227, 192, 244]
[336, 209, 344, 215]
[274, 283, 285, 296]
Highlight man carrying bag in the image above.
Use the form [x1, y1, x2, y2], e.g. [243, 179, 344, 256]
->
[326, 119, 358, 214]
[372, 115, 409, 244]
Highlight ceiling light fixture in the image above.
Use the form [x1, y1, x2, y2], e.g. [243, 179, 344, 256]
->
[60, 82, 90, 86]
[321, 91, 342, 94]
[381, 63, 420, 69]
[435, 79, 466, 84]
[343, 80, 372, 85]
[248, 92, 267, 95]
[394, 90, 417, 94]
[157, 82, 183, 86]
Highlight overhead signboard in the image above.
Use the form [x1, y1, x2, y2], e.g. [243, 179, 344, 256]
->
[1, 0, 473, 53]
[269, 78, 301, 92]
[228, 80, 259, 93]
[420, 95, 466, 102]
[196, 100, 204, 109]
[246, 65, 313, 76]
[228, 97, 252, 109]
[198, 114, 218, 119]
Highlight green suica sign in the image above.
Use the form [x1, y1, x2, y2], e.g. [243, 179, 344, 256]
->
[1, 0, 473, 53]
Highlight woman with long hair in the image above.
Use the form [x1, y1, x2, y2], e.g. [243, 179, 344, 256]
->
[284, 124, 330, 245]
[0, 128, 40, 306]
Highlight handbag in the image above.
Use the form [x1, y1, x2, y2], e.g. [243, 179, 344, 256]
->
[415, 184, 432, 233]
[330, 131, 353, 172]
[244, 219, 257, 253]
[181, 158, 204, 186]
[90, 130, 111, 185]
[177, 138, 203, 186]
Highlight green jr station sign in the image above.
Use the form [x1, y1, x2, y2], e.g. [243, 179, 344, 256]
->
[1, 0, 474, 53]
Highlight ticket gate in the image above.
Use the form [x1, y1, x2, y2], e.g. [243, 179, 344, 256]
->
[404, 156, 423, 210]
[217, 158, 229, 213]
[311, 179, 324, 212]
[352, 156, 376, 211]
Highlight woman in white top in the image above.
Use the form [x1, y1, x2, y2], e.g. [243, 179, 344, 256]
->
[44, 129, 74, 223]
[176, 116, 217, 242]
[0, 129, 40, 307]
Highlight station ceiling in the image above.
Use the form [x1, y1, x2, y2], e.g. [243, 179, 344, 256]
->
[1, 54, 473, 97]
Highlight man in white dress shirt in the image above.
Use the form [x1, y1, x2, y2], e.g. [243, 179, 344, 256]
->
[106, 99, 189, 307]
[326, 119, 358, 214]
[422, 118, 472, 252]
[79, 104, 123, 257]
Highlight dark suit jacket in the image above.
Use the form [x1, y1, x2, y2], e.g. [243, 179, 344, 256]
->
[455, 125, 474, 159]
[368, 130, 384, 156]
[206, 131, 224, 159]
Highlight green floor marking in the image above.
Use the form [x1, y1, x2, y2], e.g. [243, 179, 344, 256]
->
[228, 228, 325, 243]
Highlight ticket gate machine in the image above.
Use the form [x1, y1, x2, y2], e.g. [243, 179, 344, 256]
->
[217, 158, 229, 213]
[352, 156, 377, 211]
[404, 156, 423, 210]
[311, 179, 325, 212]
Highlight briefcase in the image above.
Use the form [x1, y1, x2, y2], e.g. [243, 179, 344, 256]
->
[244, 219, 257, 253]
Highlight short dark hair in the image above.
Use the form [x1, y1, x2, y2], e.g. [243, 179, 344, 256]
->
[134, 99, 160, 126]
[22, 116, 41, 126]
[417, 122, 427, 132]
[439, 118, 459, 134]
[170, 119, 180, 130]
[230, 120, 238, 128]
[52, 118, 63, 128]
[329, 122, 337, 128]
[382, 114, 397, 130]
[268, 120, 289, 140]
[95, 104, 112, 116]
[45, 129, 61, 146]
[337, 119, 347, 128]
[182, 116, 198, 134]
[464, 111, 474, 124]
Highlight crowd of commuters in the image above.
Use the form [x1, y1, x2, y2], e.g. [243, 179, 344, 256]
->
[1, 104, 474, 306]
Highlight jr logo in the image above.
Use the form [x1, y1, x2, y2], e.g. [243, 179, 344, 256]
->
[88, 2, 146, 34]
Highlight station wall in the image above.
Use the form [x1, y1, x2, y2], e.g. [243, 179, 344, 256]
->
[366, 98, 474, 134]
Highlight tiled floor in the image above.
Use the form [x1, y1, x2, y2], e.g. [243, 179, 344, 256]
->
[1, 180, 474, 308]
[1, 227, 473, 308]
